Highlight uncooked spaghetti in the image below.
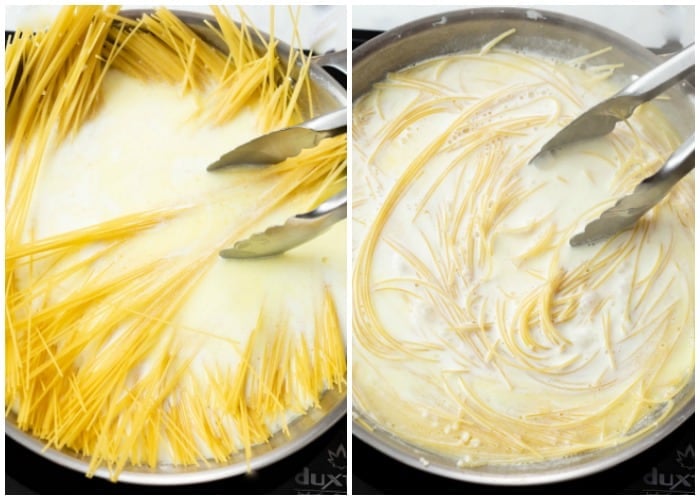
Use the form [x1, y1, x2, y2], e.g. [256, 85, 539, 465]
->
[6, 6, 346, 480]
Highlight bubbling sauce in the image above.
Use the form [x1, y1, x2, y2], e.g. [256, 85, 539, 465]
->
[352, 46, 693, 465]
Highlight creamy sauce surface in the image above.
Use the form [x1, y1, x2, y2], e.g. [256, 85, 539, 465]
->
[352, 48, 693, 464]
[18, 70, 346, 461]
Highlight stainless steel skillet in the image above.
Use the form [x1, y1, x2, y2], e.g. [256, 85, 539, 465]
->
[5, 8, 347, 485]
[352, 7, 694, 486]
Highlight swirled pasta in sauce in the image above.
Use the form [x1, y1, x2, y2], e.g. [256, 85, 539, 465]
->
[352, 41, 693, 465]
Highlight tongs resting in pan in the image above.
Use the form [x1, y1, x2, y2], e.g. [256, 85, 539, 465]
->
[208, 50, 347, 259]
[530, 44, 695, 247]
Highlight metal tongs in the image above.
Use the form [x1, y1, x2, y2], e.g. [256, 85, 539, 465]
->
[530, 43, 695, 247]
[208, 51, 347, 259]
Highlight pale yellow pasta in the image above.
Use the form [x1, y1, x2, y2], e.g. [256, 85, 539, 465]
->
[6, 6, 346, 480]
[352, 34, 693, 465]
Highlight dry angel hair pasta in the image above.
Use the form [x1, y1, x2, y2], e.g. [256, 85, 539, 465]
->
[6, 6, 346, 480]
[352, 33, 693, 465]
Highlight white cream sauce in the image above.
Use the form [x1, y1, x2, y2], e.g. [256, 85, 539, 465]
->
[19, 70, 346, 460]
[352, 48, 693, 464]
